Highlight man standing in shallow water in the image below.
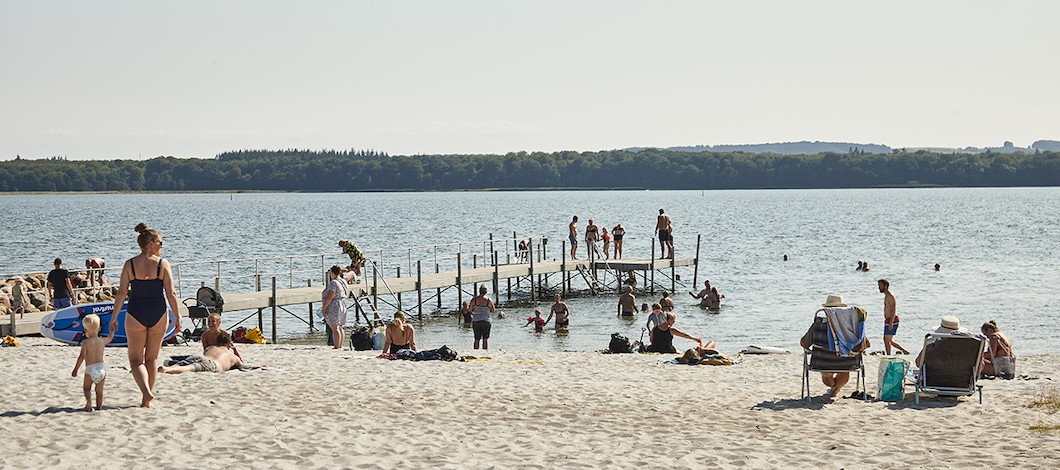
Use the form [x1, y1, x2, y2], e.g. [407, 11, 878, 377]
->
[879, 279, 909, 355]
[617, 286, 637, 318]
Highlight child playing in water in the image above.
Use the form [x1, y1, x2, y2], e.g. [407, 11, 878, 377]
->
[525, 308, 546, 333]
[71, 314, 114, 411]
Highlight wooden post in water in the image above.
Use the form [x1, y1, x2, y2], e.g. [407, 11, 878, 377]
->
[271, 276, 277, 344]
[256, 273, 263, 332]
[650, 239, 656, 294]
[528, 238, 536, 302]
[692, 234, 701, 291]
[436, 263, 441, 310]
[561, 240, 567, 297]
[671, 257, 676, 293]
[456, 252, 463, 310]
[307, 279, 314, 331]
[492, 251, 500, 304]
[472, 254, 478, 295]
[489, 233, 494, 264]
[506, 254, 512, 301]
[372, 264, 378, 310]
[416, 261, 423, 320]
[396, 267, 402, 309]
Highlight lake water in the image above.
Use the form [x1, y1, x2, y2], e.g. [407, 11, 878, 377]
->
[2, 188, 1057, 354]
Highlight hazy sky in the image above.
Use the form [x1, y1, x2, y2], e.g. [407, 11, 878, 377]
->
[2, 1, 1058, 160]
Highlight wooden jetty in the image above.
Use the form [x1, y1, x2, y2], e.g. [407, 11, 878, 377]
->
[3, 235, 702, 343]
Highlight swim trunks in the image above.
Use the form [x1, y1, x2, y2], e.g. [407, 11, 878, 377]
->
[568, 234, 578, 246]
[621, 311, 636, 318]
[658, 229, 672, 242]
[556, 319, 569, 328]
[473, 320, 491, 340]
[53, 297, 72, 309]
[884, 316, 900, 336]
[175, 355, 219, 373]
[389, 343, 411, 354]
[86, 362, 106, 383]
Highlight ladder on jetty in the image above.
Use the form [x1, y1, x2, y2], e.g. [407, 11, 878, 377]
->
[577, 265, 601, 295]
[352, 294, 386, 328]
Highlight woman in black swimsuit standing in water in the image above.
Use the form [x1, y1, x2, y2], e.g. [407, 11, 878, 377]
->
[109, 223, 181, 407]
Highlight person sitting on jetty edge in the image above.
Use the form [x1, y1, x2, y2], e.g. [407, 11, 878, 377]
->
[617, 286, 637, 319]
[646, 312, 702, 353]
[159, 331, 243, 374]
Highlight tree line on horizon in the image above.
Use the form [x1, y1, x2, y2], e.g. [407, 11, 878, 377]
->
[1, 148, 1058, 192]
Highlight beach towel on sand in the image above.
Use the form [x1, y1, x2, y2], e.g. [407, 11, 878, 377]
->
[824, 307, 864, 356]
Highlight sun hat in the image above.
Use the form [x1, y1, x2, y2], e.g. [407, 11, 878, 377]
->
[13, 276, 24, 282]
[822, 295, 847, 307]
[940, 316, 960, 331]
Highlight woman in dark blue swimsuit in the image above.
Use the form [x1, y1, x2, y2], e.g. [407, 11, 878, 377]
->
[109, 223, 181, 408]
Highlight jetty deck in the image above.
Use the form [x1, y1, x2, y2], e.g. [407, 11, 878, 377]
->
[2, 257, 694, 338]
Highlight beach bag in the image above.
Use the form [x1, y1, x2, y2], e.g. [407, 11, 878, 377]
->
[609, 333, 632, 353]
[877, 357, 908, 402]
[351, 326, 374, 350]
[244, 327, 266, 344]
[435, 345, 458, 361]
[232, 326, 250, 343]
[994, 355, 1017, 380]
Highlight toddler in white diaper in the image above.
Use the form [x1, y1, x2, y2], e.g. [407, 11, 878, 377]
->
[71, 314, 114, 411]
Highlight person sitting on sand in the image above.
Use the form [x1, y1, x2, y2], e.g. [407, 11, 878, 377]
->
[383, 311, 417, 354]
[979, 320, 1014, 378]
[646, 312, 702, 353]
[617, 286, 637, 319]
[200, 313, 243, 361]
[159, 331, 243, 374]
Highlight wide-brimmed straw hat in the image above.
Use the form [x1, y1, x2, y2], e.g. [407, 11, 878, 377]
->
[822, 295, 847, 307]
[940, 316, 961, 331]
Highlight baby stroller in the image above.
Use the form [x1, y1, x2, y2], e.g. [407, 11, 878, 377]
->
[182, 286, 225, 341]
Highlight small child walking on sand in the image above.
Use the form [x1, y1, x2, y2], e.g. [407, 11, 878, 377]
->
[525, 308, 546, 333]
[71, 314, 114, 411]
[11, 276, 29, 319]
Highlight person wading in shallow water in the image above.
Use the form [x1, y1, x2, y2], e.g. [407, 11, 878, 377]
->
[470, 286, 497, 350]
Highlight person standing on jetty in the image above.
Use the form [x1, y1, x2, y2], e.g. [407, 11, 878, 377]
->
[470, 286, 497, 349]
[611, 223, 625, 259]
[878, 279, 909, 355]
[656, 209, 673, 259]
[585, 218, 601, 259]
[568, 216, 579, 260]
[48, 258, 76, 309]
[109, 223, 181, 408]
[85, 257, 106, 285]
[617, 286, 637, 319]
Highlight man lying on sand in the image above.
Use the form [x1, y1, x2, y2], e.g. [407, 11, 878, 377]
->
[159, 331, 243, 374]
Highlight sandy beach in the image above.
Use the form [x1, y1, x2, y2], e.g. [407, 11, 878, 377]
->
[2, 337, 1059, 469]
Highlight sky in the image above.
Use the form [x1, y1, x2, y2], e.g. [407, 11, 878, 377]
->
[2, 1, 1058, 160]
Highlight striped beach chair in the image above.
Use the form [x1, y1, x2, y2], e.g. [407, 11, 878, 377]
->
[801, 310, 867, 402]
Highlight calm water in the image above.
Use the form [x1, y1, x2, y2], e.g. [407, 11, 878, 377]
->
[2, 188, 1058, 354]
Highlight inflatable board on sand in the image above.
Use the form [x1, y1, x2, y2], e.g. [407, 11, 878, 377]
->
[744, 345, 788, 354]
[40, 301, 179, 347]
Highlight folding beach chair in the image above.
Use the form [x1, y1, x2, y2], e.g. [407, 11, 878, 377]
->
[914, 333, 986, 404]
[801, 309, 868, 402]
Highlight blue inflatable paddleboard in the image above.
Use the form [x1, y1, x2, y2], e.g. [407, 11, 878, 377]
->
[39, 301, 179, 347]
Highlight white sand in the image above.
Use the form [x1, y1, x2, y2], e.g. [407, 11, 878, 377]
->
[2, 337, 1059, 469]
